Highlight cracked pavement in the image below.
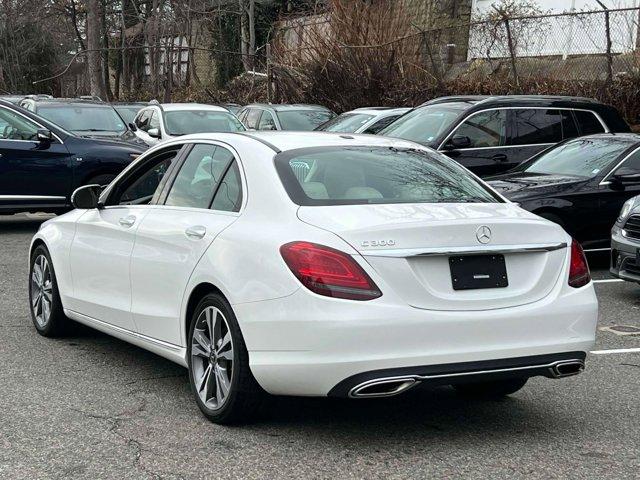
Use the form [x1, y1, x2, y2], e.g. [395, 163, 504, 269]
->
[1, 214, 639, 479]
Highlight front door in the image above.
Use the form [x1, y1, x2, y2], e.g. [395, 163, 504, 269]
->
[0, 106, 71, 209]
[130, 143, 243, 345]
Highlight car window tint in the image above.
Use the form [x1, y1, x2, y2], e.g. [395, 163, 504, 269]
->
[258, 110, 277, 130]
[118, 150, 179, 205]
[275, 146, 500, 206]
[615, 148, 640, 172]
[454, 109, 507, 148]
[165, 144, 233, 209]
[561, 110, 579, 139]
[511, 109, 562, 145]
[363, 115, 401, 134]
[245, 109, 262, 129]
[574, 110, 605, 135]
[317, 113, 374, 132]
[0, 107, 39, 140]
[211, 161, 242, 212]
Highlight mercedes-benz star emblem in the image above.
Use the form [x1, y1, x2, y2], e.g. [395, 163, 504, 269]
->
[476, 225, 492, 244]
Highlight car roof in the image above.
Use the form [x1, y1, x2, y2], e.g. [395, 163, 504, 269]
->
[155, 103, 230, 112]
[243, 103, 331, 112]
[420, 95, 601, 109]
[172, 131, 429, 153]
[346, 107, 411, 115]
[30, 99, 111, 108]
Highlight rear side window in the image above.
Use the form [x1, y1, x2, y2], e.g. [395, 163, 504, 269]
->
[165, 144, 234, 209]
[574, 110, 605, 135]
[211, 162, 242, 212]
[363, 115, 401, 134]
[275, 146, 501, 206]
[511, 109, 562, 145]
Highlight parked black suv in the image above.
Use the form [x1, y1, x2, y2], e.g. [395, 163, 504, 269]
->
[0, 100, 145, 214]
[380, 95, 630, 177]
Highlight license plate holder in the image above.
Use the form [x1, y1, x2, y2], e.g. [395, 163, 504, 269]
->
[449, 254, 508, 291]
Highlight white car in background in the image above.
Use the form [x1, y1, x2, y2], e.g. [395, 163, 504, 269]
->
[29, 132, 597, 424]
[315, 107, 411, 134]
[131, 102, 245, 146]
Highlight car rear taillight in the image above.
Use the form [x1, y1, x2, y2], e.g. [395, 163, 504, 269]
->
[280, 241, 382, 300]
[568, 240, 591, 288]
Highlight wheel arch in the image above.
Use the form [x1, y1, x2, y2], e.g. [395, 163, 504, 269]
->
[183, 282, 228, 347]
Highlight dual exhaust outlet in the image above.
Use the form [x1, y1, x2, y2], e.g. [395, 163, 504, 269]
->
[348, 359, 585, 398]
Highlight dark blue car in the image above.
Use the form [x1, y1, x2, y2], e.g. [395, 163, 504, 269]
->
[0, 100, 145, 214]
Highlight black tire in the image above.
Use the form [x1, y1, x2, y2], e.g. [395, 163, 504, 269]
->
[28, 245, 69, 337]
[85, 173, 116, 188]
[187, 293, 264, 424]
[453, 378, 528, 399]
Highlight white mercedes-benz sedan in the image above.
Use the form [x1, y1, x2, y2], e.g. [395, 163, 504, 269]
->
[29, 131, 598, 424]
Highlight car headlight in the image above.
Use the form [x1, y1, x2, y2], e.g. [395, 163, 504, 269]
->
[618, 198, 636, 223]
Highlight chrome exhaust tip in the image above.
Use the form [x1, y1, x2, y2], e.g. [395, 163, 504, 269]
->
[550, 360, 585, 378]
[349, 377, 418, 398]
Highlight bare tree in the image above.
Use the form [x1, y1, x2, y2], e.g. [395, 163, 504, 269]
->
[87, 0, 107, 98]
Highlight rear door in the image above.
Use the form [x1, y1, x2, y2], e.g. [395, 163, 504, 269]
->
[504, 108, 564, 171]
[0, 105, 72, 209]
[130, 142, 244, 344]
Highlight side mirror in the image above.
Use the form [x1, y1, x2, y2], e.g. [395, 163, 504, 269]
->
[611, 168, 640, 187]
[147, 128, 161, 139]
[444, 135, 472, 150]
[37, 128, 53, 143]
[128, 122, 137, 132]
[71, 184, 102, 209]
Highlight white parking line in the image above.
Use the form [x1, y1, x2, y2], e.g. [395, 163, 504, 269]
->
[593, 279, 624, 284]
[590, 347, 640, 355]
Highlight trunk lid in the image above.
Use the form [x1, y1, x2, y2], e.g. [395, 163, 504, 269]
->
[298, 203, 568, 311]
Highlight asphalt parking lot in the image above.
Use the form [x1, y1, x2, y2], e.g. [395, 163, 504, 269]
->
[1, 214, 639, 480]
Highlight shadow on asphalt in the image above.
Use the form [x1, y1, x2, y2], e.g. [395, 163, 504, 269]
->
[0, 214, 54, 234]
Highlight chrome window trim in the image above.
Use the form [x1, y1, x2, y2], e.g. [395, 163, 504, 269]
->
[0, 105, 64, 144]
[599, 145, 640, 186]
[0, 195, 66, 200]
[437, 106, 609, 151]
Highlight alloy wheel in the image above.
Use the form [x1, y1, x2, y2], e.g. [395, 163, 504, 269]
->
[190, 306, 234, 410]
[31, 254, 53, 328]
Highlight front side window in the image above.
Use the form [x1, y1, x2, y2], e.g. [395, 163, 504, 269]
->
[521, 137, 634, 178]
[454, 109, 507, 148]
[164, 110, 245, 135]
[244, 109, 262, 129]
[165, 144, 235, 209]
[315, 113, 374, 132]
[258, 110, 277, 130]
[275, 146, 500, 206]
[277, 110, 335, 131]
[115, 148, 181, 205]
[37, 105, 126, 135]
[135, 109, 151, 131]
[511, 109, 562, 145]
[149, 110, 161, 130]
[381, 102, 470, 144]
[0, 107, 39, 140]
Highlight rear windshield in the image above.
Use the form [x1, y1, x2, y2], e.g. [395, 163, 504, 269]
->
[164, 110, 245, 135]
[315, 113, 374, 132]
[275, 146, 501, 206]
[277, 110, 335, 130]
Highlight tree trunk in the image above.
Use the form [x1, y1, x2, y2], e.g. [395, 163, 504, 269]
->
[87, 0, 107, 98]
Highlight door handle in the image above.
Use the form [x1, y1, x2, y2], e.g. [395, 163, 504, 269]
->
[185, 225, 206, 239]
[492, 153, 508, 162]
[118, 215, 136, 228]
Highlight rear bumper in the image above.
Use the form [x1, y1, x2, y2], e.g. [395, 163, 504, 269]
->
[234, 281, 598, 397]
[610, 228, 640, 282]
